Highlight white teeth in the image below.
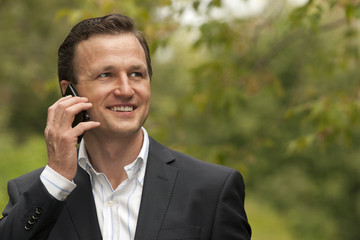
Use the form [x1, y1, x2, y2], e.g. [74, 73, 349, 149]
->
[110, 106, 134, 112]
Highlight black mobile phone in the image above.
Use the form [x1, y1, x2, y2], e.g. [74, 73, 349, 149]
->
[64, 84, 90, 143]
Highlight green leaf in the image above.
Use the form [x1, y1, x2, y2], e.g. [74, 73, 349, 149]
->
[345, 4, 356, 22]
[193, 0, 200, 11]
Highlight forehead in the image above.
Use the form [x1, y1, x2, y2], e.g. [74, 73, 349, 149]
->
[73, 33, 147, 71]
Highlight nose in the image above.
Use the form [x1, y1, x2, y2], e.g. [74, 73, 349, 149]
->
[113, 74, 135, 98]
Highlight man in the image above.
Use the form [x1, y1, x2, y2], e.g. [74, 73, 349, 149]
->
[0, 14, 251, 239]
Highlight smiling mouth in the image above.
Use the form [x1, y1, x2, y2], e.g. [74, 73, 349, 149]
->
[109, 106, 135, 112]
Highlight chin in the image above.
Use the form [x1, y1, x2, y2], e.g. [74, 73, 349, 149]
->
[110, 125, 142, 136]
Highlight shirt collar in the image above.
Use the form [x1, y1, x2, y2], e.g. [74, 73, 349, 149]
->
[78, 127, 149, 186]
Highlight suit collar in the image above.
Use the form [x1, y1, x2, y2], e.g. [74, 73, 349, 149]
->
[134, 137, 178, 240]
[65, 166, 102, 240]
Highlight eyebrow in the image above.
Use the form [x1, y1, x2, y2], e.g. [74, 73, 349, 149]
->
[101, 65, 116, 71]
[99, 64, 146, 71]
[129, 64, 147, 71]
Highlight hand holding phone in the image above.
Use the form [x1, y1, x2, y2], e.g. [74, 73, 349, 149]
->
[64, 84, 90, 143]
[64, 84, 90, 126]
[45, 84, 100, 180]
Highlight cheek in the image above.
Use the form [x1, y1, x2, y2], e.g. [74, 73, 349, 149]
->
[145, 89, 151, 102]
[139, 85, 151, 113]
[82, 84, 111, 102]
[142, 83, 151, 101]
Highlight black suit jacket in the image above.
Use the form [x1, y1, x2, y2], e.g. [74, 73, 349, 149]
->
[0, 137, 251, 239]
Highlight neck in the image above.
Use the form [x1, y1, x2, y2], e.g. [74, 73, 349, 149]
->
[83, 129, 144, 189]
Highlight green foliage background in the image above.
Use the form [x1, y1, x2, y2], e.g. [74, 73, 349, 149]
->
[1, 0, 360, 239]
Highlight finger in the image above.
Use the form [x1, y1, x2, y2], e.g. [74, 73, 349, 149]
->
[45, 96, 90, 140]
[46, 96, 72, 125]
[61, 102, 93, 128]
[52, 97, 89, 127]
[72, 121, 101, 138]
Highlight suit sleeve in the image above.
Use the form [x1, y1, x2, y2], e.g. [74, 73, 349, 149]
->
[211, 169, 252, 240]
[0, 177, 66, 240]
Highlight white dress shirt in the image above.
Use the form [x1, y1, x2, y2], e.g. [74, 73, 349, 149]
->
[40, 128, 149, 240]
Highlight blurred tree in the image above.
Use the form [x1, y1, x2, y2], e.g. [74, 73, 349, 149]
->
[0, 0, 85, 139]
[166, 1, 360, 239]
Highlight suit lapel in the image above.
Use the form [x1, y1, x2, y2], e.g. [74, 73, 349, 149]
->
[134, 138, 178, 240]
[65, 166, 102, 240]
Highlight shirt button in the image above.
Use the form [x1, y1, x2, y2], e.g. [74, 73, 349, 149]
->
[107, 200, 114, 207]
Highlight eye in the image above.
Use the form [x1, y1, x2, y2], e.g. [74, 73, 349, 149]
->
[98, 72, 111, 78]
[130, 72, 142, 78]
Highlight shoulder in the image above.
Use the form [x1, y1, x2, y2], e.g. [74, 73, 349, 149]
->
[8, 167, 45, 193]
[149, 137, 241, 182]
[171, 148, 244, 188]
[172, 149, 232, 173]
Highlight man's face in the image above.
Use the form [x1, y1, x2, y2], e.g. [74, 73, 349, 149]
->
[68, 33, 151, 138]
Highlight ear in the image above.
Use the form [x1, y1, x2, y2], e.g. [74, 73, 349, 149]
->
[60, 80, 70, 96]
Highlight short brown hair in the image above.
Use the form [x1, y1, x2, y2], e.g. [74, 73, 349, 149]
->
[58, 14, 152, 85]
